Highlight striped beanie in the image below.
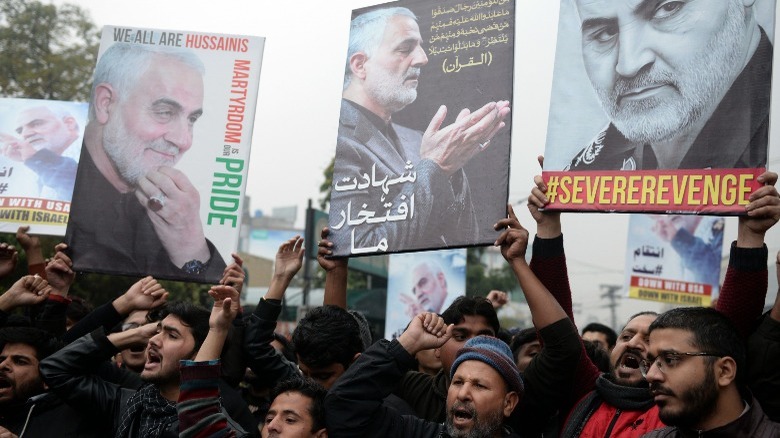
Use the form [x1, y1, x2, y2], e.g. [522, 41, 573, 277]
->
[450, 335, 524, 396]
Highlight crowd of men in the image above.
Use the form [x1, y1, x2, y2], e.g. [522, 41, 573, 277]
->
[1, 1, 779, 437]
[0, 160, 778, 437]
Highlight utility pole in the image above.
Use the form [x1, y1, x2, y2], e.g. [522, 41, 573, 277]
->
[600, 284, 621, 330]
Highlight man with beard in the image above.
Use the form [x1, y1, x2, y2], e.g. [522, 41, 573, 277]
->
[65, 42, 226, 281]
[40, 299, 248, 438]
[1, 104, 82, 200]
[330, 7, 510, 254]
[325, 314, 524, 437]
[0, 326, 106, 437]
[525, 158, 780, 436]
[642, 307, 780, 436]
[564, 0, 771, 170]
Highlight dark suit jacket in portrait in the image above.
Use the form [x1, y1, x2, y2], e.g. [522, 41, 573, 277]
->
[65, 146, 226, 283]
[329, 99, 478, 256]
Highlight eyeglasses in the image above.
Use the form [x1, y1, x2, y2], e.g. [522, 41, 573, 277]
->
[639, 351, 722, 377]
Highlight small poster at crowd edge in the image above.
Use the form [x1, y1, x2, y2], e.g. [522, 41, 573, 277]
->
[0, 98, 87, 236]
[385, 248, 466, 340]
[625, 214, 724, 307]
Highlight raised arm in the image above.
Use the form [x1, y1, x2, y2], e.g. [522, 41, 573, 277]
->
[526, 156, 574, 322]
[325, 312, 451, 437]
[63, 276, 167, 344]
[177, 285, 241, 438]
[716, 171, 779, 338]
[318, 227, 348, 308]
[243, 236, 302, 386]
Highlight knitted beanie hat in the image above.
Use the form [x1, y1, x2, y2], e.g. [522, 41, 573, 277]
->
[450, 335, 524, 396]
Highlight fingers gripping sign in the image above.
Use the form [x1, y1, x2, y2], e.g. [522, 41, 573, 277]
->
[134, 166, 210, 268]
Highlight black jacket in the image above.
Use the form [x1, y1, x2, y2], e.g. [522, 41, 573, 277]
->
[39, 330, 248, 438]
[641, 397, 780, 437]
[325, 338, 522, 438]
[0, 392, 108, 438]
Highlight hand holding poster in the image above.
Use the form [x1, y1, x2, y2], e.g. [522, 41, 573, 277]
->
[0, 98, 86, 236]
[329, 0, 515, 256]
[541, 0, 776, 214]
[65, 26, 264, 283]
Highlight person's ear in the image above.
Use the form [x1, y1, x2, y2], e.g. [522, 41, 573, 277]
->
[350, 352, 361, 365]
[437, 272, 447, 288]
[502, 391, 519, 417]
[314, 428, 328, 438]
[63, 116, 79, 132]
[93, 83, 116, 125]
[348, 52, 369, 81]
[715, 356, 738, 388]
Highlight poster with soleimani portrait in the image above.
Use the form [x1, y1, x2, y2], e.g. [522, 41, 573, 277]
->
[385, 248, 466, 339]
[625, 214, 724, 307]
[328, 0, 515, 256]
[542, 0, 776, 214]
[65, 26, 264, 283]
[0, 98, 87, 236]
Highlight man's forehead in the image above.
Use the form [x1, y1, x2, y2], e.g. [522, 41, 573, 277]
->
[381, 15, 422, 46]
[453, 315, 494, 335]
[161, 315, 192, 336]
[622, 314, 656, 333]
[574, 0, 645, 19]
[648, 327, 695, 352]
[272, 391, 313, 413]
[130, 57, 204, 104]
[1, 342, 38, 360]
[17, 107, 56, 125]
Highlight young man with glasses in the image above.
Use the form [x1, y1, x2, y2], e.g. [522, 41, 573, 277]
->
[641, 307, 780, 437]
[526, 164, 780, 437]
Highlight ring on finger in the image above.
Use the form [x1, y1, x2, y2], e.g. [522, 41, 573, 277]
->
[148, 193, 166, 212]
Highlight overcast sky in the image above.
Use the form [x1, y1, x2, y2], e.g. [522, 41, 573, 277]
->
[52, 0, 780, 326]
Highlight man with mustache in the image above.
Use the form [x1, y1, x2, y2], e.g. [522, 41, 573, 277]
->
[325, 314, 524, 437]
[526, 163, 780, 436]
[330, 7, 510, 253]
[65, 43, 226, 281]
[1, 104, 81, 201]
[564, 0, 771, 170]
[40, 298, 249, 438]
[642, 307, 780, 436]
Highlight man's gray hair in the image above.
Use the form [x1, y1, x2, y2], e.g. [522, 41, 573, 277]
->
[343, 7, 417, 90]
[88, 43, 205, 120]
[17, 103, 75, 127]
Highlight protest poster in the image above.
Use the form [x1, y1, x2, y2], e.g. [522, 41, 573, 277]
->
[0, 98, 87, 236]
[65, 26, 264, 283]
[541, 1, 776, 214]
[329, 0, 515, 256]
[385, 248, 466, 339]
[625, 214, 724, 307]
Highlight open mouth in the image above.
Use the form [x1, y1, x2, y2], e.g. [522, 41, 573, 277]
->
[146, 350, 162, 368]
[620, 353, 641, 370]
[450, 403, 475, 428]
[0, 376, 11, 389]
